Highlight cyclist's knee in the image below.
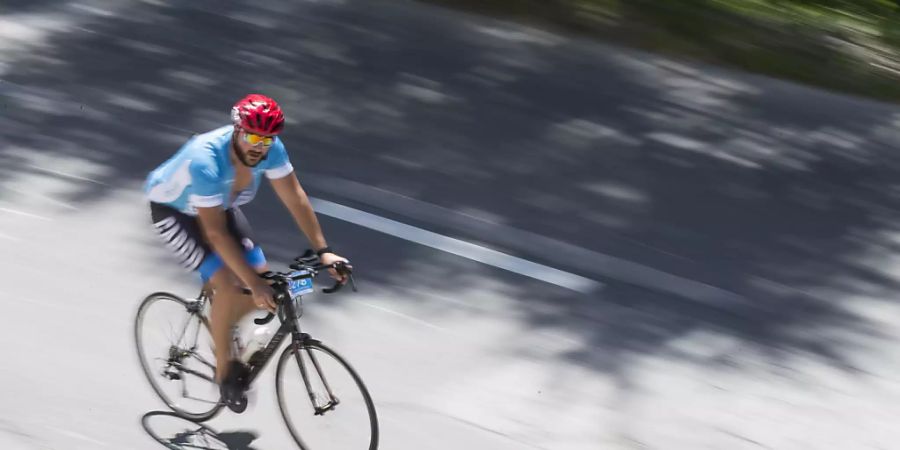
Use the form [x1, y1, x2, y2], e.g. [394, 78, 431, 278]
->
[209, 267, 240, 294]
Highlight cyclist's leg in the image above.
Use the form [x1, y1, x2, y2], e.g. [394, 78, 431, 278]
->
[206, 267, 256, 385]
[150, 203, 263, 385]
[150, 202, 209, 277]
[204, 206, 269, 384]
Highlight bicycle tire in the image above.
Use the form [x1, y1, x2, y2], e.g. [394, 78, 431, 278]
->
[134, 292, 223, 422]
[275, 340, 379, 449]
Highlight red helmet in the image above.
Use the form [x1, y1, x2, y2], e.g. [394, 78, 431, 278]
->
[231, 94, 285, 135]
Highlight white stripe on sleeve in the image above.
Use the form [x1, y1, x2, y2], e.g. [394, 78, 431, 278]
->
[189, 194, 224, 208]
[265, 163, 294, 180]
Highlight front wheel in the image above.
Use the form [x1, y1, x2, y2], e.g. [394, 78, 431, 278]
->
[275, 340, 379, 449]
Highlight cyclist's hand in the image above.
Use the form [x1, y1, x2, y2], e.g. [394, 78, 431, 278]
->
[320, 252, 351, 284]
[250, 282, 277, 312]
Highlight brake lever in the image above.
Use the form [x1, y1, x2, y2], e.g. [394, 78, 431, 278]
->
[254, 312, 275, 325]
[348, 273, 358, 292]
[322, 262, 356, 294]
[253, 291, 286, 324]
[251, 274, 284, 325]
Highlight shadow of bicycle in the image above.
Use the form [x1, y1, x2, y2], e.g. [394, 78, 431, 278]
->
[141, 411, 268, 450]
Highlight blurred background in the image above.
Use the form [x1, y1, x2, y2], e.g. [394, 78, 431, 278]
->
[2, 0, 900, 449]
[429, 0, 900, 101]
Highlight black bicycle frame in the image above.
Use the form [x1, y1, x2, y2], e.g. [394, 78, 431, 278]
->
[242, 286, 338, 415]
[242, 289, 317, 386]
[182, 257, 352, 397]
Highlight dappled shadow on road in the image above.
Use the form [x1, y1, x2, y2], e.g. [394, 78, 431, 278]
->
[5, 0, 900, 441]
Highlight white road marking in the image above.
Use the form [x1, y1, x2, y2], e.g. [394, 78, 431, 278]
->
[402, 286, 476, 309]
[0, 207, 51, 221]
[0, 232, 20, 242]
[305, 174, 749, 307]
[0, 293, 41, 305]
[360, 301, 450, 332]
[310, 198, 602, 294]
[25, 164, 109, 186]
[1, 186, 78, 211]
[43, 426, 110, 447]
[537, 330, 582, 346]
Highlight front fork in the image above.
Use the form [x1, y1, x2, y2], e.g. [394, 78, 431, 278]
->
[291, 319, 340, 415]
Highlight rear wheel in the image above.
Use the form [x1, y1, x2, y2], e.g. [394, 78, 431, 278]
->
[135, 292, 223, 422]
[275, 340, 378, 449]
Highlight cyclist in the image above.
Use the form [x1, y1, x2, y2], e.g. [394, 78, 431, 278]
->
[143, 93, 348, 409]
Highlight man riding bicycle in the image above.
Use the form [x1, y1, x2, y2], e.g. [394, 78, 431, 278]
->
[143, 94, 348, 408]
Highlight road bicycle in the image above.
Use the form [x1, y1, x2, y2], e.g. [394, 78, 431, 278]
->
[134, 250, 379, 449]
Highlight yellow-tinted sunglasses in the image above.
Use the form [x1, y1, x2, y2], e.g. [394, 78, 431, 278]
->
[242, 132, 275, 147]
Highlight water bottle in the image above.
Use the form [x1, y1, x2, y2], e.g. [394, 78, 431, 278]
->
[240, 321, 276, 364]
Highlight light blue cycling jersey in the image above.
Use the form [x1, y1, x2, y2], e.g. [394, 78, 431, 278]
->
[144, 125, 294, 215]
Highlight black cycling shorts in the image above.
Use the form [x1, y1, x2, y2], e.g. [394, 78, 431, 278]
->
[149, 202, 267, 281]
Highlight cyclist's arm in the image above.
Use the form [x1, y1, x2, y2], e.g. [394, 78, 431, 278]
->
[269, 173, 328, 252]
[196, 206, 262, 287]
[188, 156, 263, 287]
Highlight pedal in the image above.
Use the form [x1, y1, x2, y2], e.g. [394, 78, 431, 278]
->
[227, 395, 248, 414]
[220, 386, 248, 414]
[220, 361, 250, 414]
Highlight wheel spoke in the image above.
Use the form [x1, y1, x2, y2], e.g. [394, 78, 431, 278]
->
[135, 293, 222, 422]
